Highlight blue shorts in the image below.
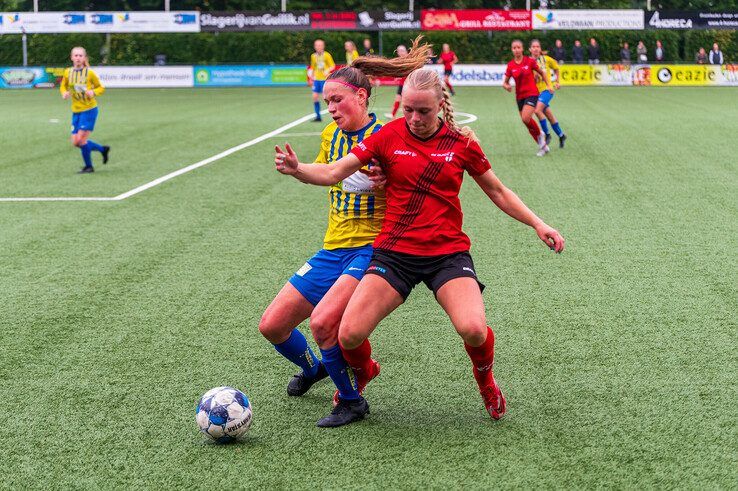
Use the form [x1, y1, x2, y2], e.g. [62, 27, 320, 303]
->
[71, 107, 98, 134]
[289, 244, 373, 306]
[538, 90, 554, 108]
[312, 80, 326, 94]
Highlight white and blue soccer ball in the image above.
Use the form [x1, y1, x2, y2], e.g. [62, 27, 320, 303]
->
[196, 386, 252, 443]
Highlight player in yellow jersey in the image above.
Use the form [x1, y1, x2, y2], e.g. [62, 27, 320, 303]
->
[308, 39, 335, 122]
[262, 39, 430, 427]
[344, 40, 359, 66]
[59, 47, 110, 173]
[530, 39, 567, 149]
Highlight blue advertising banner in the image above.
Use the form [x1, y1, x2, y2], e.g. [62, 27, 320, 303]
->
[193, 65, 306, 87]
[0, 66, 54, 88]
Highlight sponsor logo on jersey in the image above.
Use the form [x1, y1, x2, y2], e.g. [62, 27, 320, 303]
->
[393, 149, 417, 156]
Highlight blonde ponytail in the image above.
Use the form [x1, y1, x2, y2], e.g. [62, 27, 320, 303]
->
[351, 36, 432, 78]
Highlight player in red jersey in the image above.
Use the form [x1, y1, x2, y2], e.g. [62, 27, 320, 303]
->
[388, 44, 409, 119]
[503, 39, 553, 157]
[437, 43, 458, 95]
[274, 67, 565, 426]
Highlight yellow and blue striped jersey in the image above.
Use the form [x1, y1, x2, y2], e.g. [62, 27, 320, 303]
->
[535, 55, 559, 92]
[315, 114, 385, 250]
[60, 67, 105, 113]
[310, 52, 335, 81]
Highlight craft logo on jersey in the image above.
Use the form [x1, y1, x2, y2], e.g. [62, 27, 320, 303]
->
[394, 149, 417, 157]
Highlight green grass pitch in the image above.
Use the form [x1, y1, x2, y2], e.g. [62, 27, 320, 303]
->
[0, 86, 736, 488]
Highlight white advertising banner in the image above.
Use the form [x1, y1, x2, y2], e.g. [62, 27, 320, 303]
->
[93, 66, 194, 88]
[532, 9, 644, 30]
[427, 64, 507, 86]
[0, 11, 199, 33]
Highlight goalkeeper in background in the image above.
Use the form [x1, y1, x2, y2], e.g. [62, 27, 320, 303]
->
[60, 46, 110, 173]
[308, 39, 335, 122]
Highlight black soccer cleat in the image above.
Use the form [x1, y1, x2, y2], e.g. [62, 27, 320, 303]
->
[313, 116, 322, 122]
[101, 146, 110, 164]
[77, 167, 94, 174]
[545, 133, 552, 146]
[316, 396, 369, 428]
[286, 363, 328, 397]
[559, 134, 567, 148]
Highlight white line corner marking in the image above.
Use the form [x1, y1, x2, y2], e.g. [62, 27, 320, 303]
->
[0, 111, 326, 203]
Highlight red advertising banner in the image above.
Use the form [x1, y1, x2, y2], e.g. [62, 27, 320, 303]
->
[421, 9, 531, 31]
[310, 11, 357, 29]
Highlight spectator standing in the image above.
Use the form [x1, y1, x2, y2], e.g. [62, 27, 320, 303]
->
[637, 41, 647, 63]
[655, 40, 665, 62]
[588, 38, 600, 64]
[696, 47, 708, 64]
[552, 39, 566, 64]
[620, 42, 631, 65]
[572, 40, 584, 63]
[363, 38, 374, 56]
[709, 43, 724, 65]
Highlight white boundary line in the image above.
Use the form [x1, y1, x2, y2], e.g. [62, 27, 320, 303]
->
[0, 109, 479, 203]
[0, 111, 326, 203]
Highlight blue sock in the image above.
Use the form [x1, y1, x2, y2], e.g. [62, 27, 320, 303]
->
[320, 345, 360, 401]
[86, 140, 104, 152]
[313, 101, 321, 119]
[80, 143, 93, 168]
[540, 118, 550, 135]
[551, 122, 564, 137]
[273, 329, 320, 377]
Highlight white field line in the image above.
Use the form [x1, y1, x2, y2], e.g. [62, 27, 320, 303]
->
[0, 111, 327, 203]
[0, 109, 478, 203]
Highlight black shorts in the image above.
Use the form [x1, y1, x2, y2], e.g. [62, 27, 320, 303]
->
[396, 84, 403, 95]
[517, 96, 538, 112]
[444, 69, 453, 76]
[365, 249, 485, 300]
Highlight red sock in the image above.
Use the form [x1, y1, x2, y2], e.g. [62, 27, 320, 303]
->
[391, 100, 400, 117]
[339, 338, 373, 379]
[464, 326, 495, 390]
[525, 118, 541, 141]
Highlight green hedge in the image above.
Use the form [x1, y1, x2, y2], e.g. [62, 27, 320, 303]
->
[1, 29, 735, 66]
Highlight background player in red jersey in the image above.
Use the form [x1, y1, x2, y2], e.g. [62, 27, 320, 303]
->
[274, 66, 565, 426]
[503, 39, 553, 157]
[437, 43, 458, 95]
[388, 44, 409, 119]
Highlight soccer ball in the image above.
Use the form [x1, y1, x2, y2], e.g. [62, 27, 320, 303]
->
[196, 386, 253, 443]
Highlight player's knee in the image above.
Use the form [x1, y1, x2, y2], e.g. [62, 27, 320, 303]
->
[309, 311, 339, 348]
[337, 320, 364, 350]
[258, 310, 286, 344]
[457, 319, 488, 346]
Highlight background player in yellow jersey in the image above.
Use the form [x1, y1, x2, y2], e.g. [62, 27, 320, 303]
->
[60, 46, 110, 173]
[308, 39, 335, 122]
[344, 40, 359, 66]
[530, 40, 567, 148]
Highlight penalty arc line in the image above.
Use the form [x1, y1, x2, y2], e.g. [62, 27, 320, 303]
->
[0, 110, 328, 203]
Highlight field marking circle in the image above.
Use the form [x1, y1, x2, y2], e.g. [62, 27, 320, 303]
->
[455, 111, 478, 125]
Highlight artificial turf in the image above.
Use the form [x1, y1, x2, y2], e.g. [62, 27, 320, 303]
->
[0, 86, 735, 488]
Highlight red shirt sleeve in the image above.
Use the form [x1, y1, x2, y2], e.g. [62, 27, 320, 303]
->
[350, 128, 386, 164]
[461, 139, 491, 177]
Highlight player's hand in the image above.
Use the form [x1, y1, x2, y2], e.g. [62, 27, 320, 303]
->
[503, 83, 512, 92]
[535, 223, 565, 253]
[360, 159, 386, 190]
[62, 91, 70, 99]
[85, 89, 95, 98]
[554, 82, 561, 90]
[274, 143, 299, 175]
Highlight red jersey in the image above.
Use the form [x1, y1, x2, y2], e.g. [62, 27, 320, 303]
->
[505, 56, 539, 100]
[351, 118, 491, 256]
[440, 51, 456, 71]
